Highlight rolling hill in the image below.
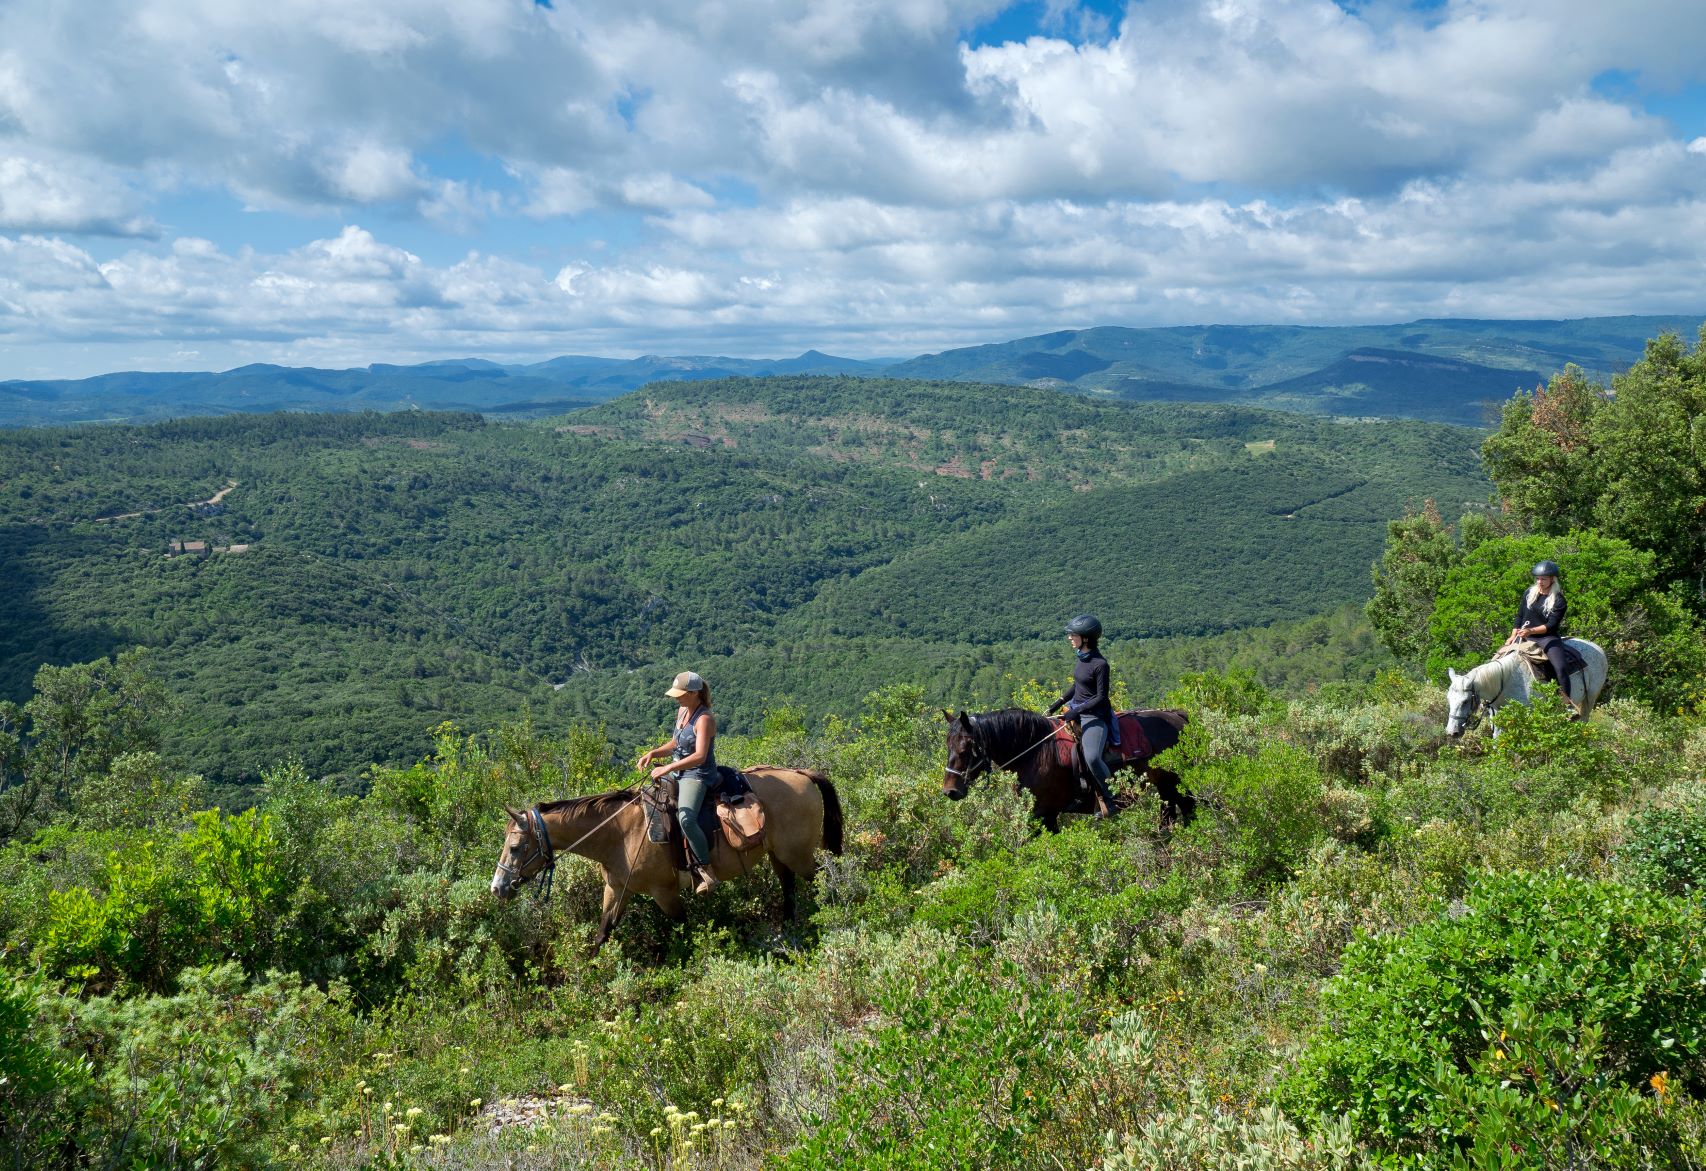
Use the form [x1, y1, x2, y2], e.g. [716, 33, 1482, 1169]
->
[2, 377, 1489, 784]
[3, 315, 1699, 429]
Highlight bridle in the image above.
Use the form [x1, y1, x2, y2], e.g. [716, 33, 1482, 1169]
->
[494, 805, 557, 903]
[945, 715, 1061, 784]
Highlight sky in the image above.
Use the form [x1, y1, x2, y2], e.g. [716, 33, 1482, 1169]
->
[1, 0, 1704, 379]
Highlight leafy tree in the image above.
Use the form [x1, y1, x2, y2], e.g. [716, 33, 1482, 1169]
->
[0, 650, 171, 842]
[1482, 330, 1706, 599]
[1480, 365, 1607, 537]
[1366, 500, 1462, 665]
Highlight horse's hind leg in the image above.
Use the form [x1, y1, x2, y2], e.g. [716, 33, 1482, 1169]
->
[1149, 767, 1197, 829]
[771, 856, 798, 922]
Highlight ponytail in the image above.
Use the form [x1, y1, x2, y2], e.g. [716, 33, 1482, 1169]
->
[700, 682, 713, 710]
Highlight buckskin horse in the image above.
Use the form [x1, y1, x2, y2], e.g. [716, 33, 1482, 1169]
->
[489, 766, 842, 954]
[941, 708, 1194, 832]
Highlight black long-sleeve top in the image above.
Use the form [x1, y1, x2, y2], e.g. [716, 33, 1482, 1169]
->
[1050, 651, 1112, 721]
[1514, 591, 1567, 638]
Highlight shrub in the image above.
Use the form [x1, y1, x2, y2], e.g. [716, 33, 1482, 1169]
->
[1620, 794, 1706, 898]
[774, 955, 1082, 1171]
[1182, 745, 1328, 888]
[1285, 871, 1706, 1167]
[1101, 1082, 1363, 1171]
[0, 965, 92, 1167]
[37, 809, 302, 992]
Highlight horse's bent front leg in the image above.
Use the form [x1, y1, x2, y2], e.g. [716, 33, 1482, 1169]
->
[589, 879, 630, 955]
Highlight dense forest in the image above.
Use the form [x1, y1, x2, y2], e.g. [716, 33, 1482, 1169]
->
[4, 331, 1706, 1169]
[2, 379, 1487, 786]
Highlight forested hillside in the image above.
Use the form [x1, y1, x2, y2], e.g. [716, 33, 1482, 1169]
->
[4, 330, 1706, 1170]
[2, 379, 1485, 785]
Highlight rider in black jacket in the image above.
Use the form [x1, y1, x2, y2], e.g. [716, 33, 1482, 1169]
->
[1508, 560, 1571, 697]
[1047, 614, 1118, 818]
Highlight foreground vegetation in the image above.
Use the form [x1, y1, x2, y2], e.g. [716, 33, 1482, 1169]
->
[3, 666, 1704, 1169]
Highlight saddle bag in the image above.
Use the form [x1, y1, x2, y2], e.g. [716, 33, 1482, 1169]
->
[717, 790, 766, 850]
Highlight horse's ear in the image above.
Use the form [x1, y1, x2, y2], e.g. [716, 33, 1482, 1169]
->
[941, 709, 953, 723]
[1447, 668, 1459, 682]
[503, 806, 521, 823]
[957, 709, 967, 722]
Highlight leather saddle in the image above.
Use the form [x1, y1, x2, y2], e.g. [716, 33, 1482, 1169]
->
[640, 766, 764, 870]
[1497, 639, 1587, 685]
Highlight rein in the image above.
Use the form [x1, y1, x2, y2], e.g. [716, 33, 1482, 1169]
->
[946, 715, 1061, 780]
[500, 792, 638, 902]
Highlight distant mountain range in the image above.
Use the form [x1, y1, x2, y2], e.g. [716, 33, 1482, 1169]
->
[3, 315, 1699, 428]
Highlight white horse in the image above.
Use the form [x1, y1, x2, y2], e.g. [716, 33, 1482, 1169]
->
[1444, 638, 1608, 737]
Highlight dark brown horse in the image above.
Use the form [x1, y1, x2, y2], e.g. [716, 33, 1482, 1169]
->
[941, 708, 1194, 832]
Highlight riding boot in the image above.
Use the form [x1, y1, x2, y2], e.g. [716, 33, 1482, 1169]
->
[1085, 770, 1118, 819]
[690, 863, 719, 894]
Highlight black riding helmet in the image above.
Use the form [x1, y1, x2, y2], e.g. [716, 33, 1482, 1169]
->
[1532, 560, 1561, 578]
[1066, 614, 1102, 638]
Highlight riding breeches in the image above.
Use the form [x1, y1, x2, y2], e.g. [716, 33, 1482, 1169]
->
[1530, 636, 1572, 697]
[676, 770, 714, 866]
[1078, 715, 1113, 784]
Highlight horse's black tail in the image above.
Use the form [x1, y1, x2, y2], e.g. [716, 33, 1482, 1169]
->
[809, 773, 844, 855]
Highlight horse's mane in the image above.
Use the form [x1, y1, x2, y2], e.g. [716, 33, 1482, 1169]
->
[972, 707, 1056, 749]
[537, 790, 640, 819]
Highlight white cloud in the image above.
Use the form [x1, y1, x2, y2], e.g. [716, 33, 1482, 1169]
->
[0, 152, 154, 236]
[2, 0, 1706, 373]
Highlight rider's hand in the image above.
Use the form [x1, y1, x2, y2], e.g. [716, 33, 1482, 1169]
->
[634, 751, 653, 771]
[649, 763, 673, 781]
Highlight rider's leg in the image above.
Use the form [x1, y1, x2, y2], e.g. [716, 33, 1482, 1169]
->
[1078, 716, 1117, 817]
[1543, 642, 1572, 698]
[676, 773, 718, 891]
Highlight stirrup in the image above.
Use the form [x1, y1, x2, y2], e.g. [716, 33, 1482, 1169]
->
[691, 864, 719, 894]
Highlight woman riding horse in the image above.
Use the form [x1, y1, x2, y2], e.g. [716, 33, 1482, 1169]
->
[1046, 614, 1118, 818]
[635, 670, 720, 894]
[1506, 560, 1571, 698]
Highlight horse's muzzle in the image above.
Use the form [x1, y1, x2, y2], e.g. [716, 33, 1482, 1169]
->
[942, 779, 966, 800]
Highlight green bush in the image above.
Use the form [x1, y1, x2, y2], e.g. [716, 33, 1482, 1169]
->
[38, 808, 302, 992]
[1621, 795, 1706, 898]
[1285, 871, 1706, 1167]
[909, 823, 1197, 987]
[0, 965, 92, 1168]
[1182, 745, 1328, 888]
[1101, 1083, 1363, 1171]
[775, 955, 1082, 1171]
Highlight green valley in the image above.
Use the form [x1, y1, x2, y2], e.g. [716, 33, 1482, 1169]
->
[3, 377, 1486, 786]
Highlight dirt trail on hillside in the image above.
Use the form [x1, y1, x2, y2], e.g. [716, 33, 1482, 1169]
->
[95, 479, 238, 523]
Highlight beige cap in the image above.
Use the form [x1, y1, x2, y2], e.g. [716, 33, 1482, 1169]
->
[664, 670, 705, 698]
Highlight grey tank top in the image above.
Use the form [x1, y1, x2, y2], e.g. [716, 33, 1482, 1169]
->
[671, 711, 716, 777]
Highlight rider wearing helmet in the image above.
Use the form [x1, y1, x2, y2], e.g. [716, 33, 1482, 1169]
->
[1047, 614, 1117, 818]
[1509, 561, 1571, 697]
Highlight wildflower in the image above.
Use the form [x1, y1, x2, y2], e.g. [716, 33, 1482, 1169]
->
[651, 1127, 664, 1137]
[460, 1066, 471, 1075]
[430, 1134, 451, 1145]
[558, 1083, 574, 1094]
[406, 1106, 423, 1118]
[592, 1126, 612, 1136]
[1652, 1071, 1672, 1100]
[569, 1103, 594, 1117]
[469, 1098, 483, 1109]
[288, 1144, 300, 1155]
[383, 1101, 393, 1114]
[320, 1137, 332, 1145]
